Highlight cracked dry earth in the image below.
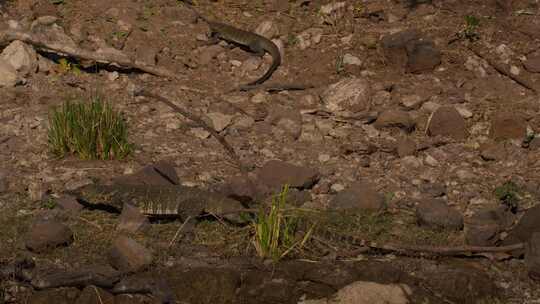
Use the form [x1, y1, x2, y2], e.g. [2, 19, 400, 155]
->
[2, 0, 540, 303]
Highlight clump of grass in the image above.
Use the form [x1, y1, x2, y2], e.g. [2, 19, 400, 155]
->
[494, 181, 520, 212]
[463, 15, 480, 41]
[47, 97, 133, 160]
[449, 15, 480, 44]
[57, 58, 81, 75]
[252, 185, 314, 262]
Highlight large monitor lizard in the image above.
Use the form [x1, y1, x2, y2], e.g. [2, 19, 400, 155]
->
[68, 183, 251, 224]
[191, 8, 281, 87]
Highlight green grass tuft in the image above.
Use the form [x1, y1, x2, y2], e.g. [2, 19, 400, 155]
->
[494, 181, 520, 211]
[47, 97, 133, 160]
[252, 185, 314, 262]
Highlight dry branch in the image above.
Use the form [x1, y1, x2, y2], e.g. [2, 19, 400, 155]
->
[468, 44, 539, 95]
[133, 89, 249, 174]
[0, 29, 179, 79]
[339, 241, 524, 259]
[232, 82, 315, 93]
[367, 241, 524, 255]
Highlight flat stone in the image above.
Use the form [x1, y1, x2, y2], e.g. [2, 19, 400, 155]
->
[480, 141, 506, 161]
[416, 198, 463, 231]
[299, 281, 411, 304]
[321, 78, 372, 113]
[0, 58, 20, 87]
[330, 181, 386, 211]
[207, 112, 233, 132]
[406, 40, 441, 73]
[25, 220, 74, 252]
[422, 264, 499, 303]
[381, 29, 421, 68]
[523, 55, 540, 73]
[117, 203, 150, 233]
[108, 235, 153, 272]
[373, 110, 415, 132]
[396, 137, 416, 157]
[256, 160, 320, 191]
[490, 112, 526, 140]
[426, 106, 467, 140]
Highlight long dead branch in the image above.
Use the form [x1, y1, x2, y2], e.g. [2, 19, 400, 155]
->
[367, 242, 524, 255]
[232, 82, 315, 93]
[0, 29, 179, 79]
[338, 241, 524, 259]
[134, 89, 249, 174]
[468, 44, 539, 95]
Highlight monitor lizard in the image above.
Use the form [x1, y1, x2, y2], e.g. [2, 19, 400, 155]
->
[68, 183, 251, 224]
[191, 8, 282, 87]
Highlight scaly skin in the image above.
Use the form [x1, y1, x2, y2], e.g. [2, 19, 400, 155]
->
[196, 13, 281, 86]
[69, 183, 250, 223]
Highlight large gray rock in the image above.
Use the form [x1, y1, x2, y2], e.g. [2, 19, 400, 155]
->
[321, 78, 372, 113]
[0, 40, 38, 76]
[0, 58, 20, 87]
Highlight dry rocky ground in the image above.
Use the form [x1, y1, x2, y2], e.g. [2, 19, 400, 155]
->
[1, 0, 540, 303]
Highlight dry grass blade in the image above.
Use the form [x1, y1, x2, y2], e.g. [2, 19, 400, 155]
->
[168, 216, 192, 248]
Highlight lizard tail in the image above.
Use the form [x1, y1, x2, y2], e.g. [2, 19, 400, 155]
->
[247, 44, 282, 86]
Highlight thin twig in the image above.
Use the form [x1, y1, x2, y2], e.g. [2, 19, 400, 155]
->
[168, 216, 192, 248]
[231, 82, 316, 93]
[76, 216, 103, 231]
[134, 89, 249, 173]
[91, 286, 105, 304]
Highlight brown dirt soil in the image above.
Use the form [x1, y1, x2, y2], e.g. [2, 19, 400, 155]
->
[1, 0, 540, 303]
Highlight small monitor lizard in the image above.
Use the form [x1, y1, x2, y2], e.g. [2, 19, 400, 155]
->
[191, 9, 281, 87]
